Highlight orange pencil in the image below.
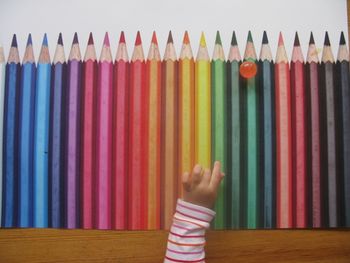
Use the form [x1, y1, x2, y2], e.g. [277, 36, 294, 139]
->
[146, 32, 162, 229]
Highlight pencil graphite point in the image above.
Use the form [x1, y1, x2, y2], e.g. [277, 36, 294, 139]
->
[278, 32, 284, 46]
[73, 32, 79, 44]
[309, 32, 315, 45]
[324, 32, 330, 46]
[119, 31, 126, 44]
[27, 33, 33, 46]
[11, 34, 18, 47]
[262, 31, 268, 44]
[58, 33, 63, 45]
[183, 31, 190, 44]
[167, 31, 173, 44]
[88, 32, 94, 45]
[340, 31, 346, 45]
[294, 32, 300, 46]
[42, 33, 48, 46]
[135, 31, 142, 45]
[200, 32, 206, 47]
[231, 31, 237, 46]
[247, 31, 253, 42]
[151, 31, 158, 45]
[215, 31, 222, 45]
[103, 32, 110, 47]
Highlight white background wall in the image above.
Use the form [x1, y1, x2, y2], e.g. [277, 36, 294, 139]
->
[0, 0, 348, 60]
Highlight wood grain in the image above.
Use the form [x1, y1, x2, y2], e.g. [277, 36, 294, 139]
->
[0, 229, 350, 262]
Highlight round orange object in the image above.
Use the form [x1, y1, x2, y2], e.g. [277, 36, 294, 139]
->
[239, 61, 257, 79]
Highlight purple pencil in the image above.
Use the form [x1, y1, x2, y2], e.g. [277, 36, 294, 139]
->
[65, 33, 82, 228]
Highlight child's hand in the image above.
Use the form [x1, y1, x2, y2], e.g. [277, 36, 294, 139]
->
[182, 161, 225, 209]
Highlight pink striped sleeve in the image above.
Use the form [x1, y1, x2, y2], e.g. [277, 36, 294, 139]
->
[164, 199, 216, 263]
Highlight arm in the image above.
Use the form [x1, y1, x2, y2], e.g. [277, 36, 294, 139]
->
[164, 162, 224, 263]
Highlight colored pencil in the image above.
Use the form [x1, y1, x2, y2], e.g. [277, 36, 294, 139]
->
[112, 31, 129, 230]
[336, 32, 350, 227]
[96, 32, 113, 229]
[275, 33, 292, 228]
[49, 33, 67, 228]
[18, 34, 36, 227]
[129, 31, 147, 230]
[0, 44, 5, 227]
[146, 31, 161, 229]
[227, 31, 243, 228]
[161, 31, 178, 229]
[258, 31, 275, 228]
[2, 34, 20, 227]
[244, 31, 259, 229]
[178, 31, 195, 199]
[195, 32, 211, 169]
[319, 32, 338, 227]
[33, 34, 51, 227]
[211, 31, 227, 229]
[291, 32, 307, 228]
[81, 33, 97, 229]
[305, 32, 321, 228]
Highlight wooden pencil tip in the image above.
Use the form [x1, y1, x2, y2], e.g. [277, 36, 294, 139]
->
[151, 31, 158, 45]
[73, 32, 79, 44]
[58, 33, 63, 45]
[231, 31, 237, 46]
[135, 31, 142, 45]
[119, 31, 126, 43]
[324, 32, 330, 46]
[103, 32, 110, 47]
[11, 34, 18, 47]
[294, 32, 300, 46]
[278, 32, 284, 46]
[26, 33, 33, 46]
[262, 31, 268, 44]
[42, 33, 48, 46]
[183, 31, 190, 44]
[247, 31, 253, 43]
[88, 32, 94, 45]
[340, 31, 346, 45]
[167, 31, 173, 44]
[200, 32, 206, 47]
[309, 32, 315, 45]
[215, 31, 222, 45]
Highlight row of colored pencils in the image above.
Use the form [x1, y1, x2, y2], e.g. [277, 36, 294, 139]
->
[0, 31, 349, 229]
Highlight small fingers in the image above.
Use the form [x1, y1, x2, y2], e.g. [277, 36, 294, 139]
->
[182, 171, 191, 192]
[202, 168, 211, 186]
[192, 164, 203, 185]
[210, 161, 224, 190]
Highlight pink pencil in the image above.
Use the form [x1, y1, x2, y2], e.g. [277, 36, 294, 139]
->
[96, 32, 113, 229]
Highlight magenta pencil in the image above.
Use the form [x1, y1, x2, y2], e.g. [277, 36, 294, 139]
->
[96, 32, 113, 229]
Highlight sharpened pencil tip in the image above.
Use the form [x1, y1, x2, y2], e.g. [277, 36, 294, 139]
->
[151, 31, 158, 45]
[247, 31, 253, 42]
[135, 31, 142, 45]
[340, 31, 346, 45]
[215, 31, 222, 45]
[11, 34, 18, 47]
[183, 31, 190, 44]
[42, 33, 48, 46]
[231, 31, 237, 46]
[200, 32, 206, 47]
[278, 32, 284, 46]
[167, 31, 173, 44]
[262, 31, 268, 44]
[103, 32, 110, 47]
[88, 32, 94, 45]
[73, 32, 79, 44]
[324, 32, 330, 46]
[27, 33, 33, 46]
[119, 31, 125, 43]
[58, 33, 63, 45]
[309, 32, 315, 45]
[294, 32, 300, 46]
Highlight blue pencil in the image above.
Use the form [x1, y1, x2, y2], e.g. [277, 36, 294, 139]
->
[2, 35, 21, 227]
[33, 34, 51, 227]
[0, 44, 6, 227]
[18, 34, 36, 228]
[49, 33, 66, 228]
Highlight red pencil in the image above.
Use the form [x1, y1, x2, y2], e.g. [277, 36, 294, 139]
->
[129, 31, 147, 230]
[81, 33, 97, 229]
[275, 33, 293, 228]
[112, 31, 129, 230]
[291, 32, 307, 228]
[146, 32, 161, 229]
[96, 32, 113, 229]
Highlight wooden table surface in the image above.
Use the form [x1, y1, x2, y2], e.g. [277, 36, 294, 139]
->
[0, 229, 350, 262]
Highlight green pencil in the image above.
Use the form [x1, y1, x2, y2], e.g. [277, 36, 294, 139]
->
[211, 31, 227, 229]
